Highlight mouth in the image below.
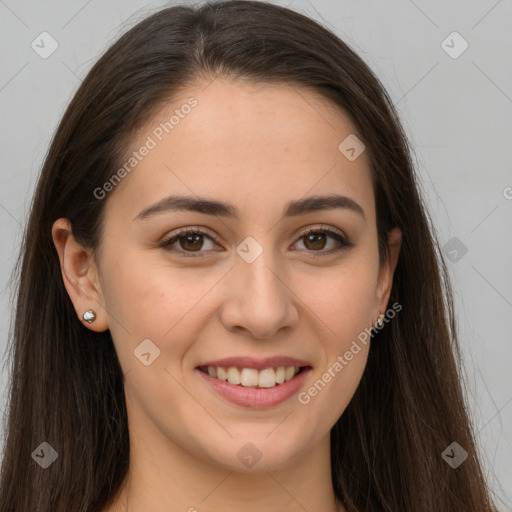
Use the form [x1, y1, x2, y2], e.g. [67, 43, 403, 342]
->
[195, 356, 313, 408]
[197, 365, 309, 389]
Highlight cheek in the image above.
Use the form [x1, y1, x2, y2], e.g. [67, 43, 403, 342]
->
[100, 247, 223, 364]
[299, 265, 374, 425]
[312, 344, 369, 429]
[101, 245, 190, 329]
[294, 258, 378, 343]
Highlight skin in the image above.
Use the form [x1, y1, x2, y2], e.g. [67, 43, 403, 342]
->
[52, 78, 401, 512]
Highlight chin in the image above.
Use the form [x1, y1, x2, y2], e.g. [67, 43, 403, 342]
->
[197, 427, 311, 472]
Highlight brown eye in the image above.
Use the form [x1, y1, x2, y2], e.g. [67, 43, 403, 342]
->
[303, 232, 328, 250]
[293, 227, 355, 256]
[160, 226, 354, 259]
[160, 228, 219, 257]
[178, 233, 204, 251]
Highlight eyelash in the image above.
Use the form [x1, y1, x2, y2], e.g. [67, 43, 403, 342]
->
[159, 225, 354, 258]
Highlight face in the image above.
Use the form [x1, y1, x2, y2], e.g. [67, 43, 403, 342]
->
[64, 78, 400, 473]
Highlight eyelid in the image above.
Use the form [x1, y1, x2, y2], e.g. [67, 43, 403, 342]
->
[159, 226, 222, 256]
[293, 225, 354, 255]
[159, 224, 353, 257]
[298, 224, 347, 243]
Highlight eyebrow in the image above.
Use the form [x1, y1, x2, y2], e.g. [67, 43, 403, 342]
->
[133, 194, 366, 221]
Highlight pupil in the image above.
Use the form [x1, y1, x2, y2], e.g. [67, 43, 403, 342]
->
[306, 233, 325, 250]
[182, 234, 202, 251]
[178, 233, 327, 252]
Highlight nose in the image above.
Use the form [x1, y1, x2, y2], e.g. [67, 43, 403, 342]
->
[219, 247, 299, 340]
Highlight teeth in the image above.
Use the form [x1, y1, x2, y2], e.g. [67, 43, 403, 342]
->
[258, 368, 276, 388]
[227, 366, 241, 385]
[204, 365, 301, 388]
[275, 366, 285, 384]
[240, 368, 259, 387]
[284, 366, 296, 381]
[217, 367, 228, 381]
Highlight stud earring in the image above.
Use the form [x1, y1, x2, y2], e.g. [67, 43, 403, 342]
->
[376, 313, 385, 327]
[82, 309, 97, 324]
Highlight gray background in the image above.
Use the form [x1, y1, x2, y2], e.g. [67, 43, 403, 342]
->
[0, 0, 511, 507]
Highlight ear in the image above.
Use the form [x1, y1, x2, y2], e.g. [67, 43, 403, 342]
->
[374, 227, 402, 319]
[51, 218, 109, 332]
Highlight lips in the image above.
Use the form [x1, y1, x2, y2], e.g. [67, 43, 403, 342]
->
[195, 356, 312, 408]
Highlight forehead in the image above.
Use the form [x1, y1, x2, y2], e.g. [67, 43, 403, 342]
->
[105, 78, 375, 224]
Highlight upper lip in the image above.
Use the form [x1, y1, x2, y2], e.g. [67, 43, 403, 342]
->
[197, 356, 312, 371]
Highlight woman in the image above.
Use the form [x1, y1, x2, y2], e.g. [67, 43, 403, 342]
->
[0, 1, 500, 511]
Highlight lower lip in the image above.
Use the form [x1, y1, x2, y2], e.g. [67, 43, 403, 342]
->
[196, 368, 311, 408]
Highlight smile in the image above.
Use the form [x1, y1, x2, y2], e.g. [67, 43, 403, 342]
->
[196, 363, 312, 408]
[198, 365, 304, 388]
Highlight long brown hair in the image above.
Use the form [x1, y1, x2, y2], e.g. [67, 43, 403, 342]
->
[0, 1, 500, 510]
